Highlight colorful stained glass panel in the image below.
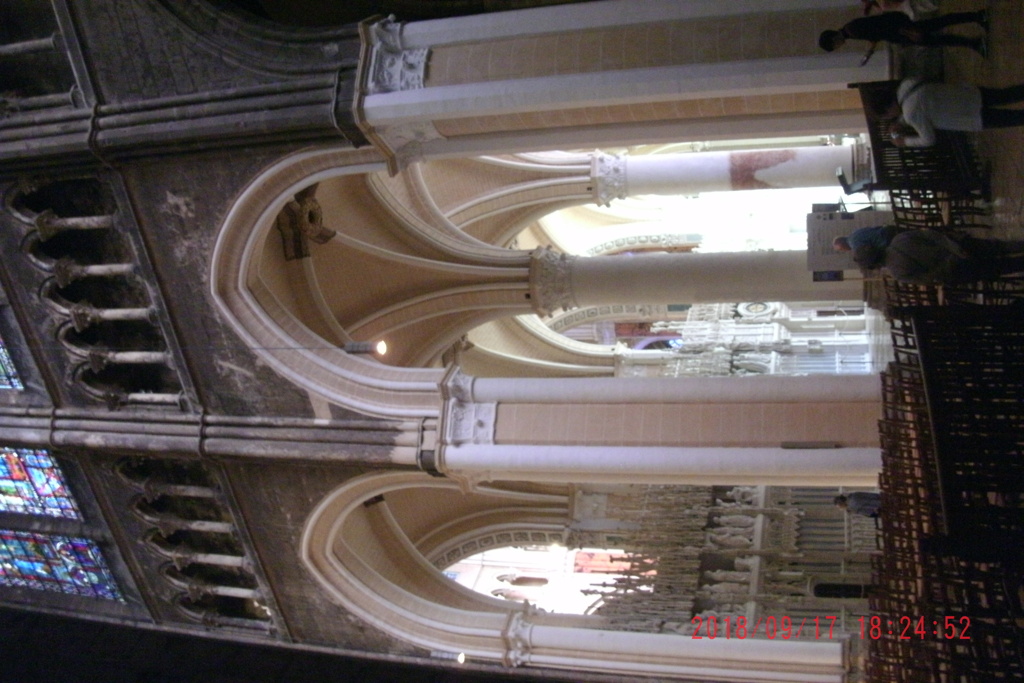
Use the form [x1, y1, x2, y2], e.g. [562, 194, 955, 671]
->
[0, 447, 80, 519]
[0, 340, 21, 390]
[0, 530, 122, 600]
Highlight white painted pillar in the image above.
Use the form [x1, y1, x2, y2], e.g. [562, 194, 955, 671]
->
[365, 56, 878, 167]
[438, 370, 881, 487]
[529, 248, 860, 315]
[357, 0, 886, 166]
[400, 0, 859, 47]
[441, 444, 880, 487]
[592, 147, 855, 205]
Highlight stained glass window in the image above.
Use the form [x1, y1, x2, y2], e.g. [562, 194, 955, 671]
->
[0, 447, 81, 519]
[0, 530, 122, 600]
[0, 339, 22, 390]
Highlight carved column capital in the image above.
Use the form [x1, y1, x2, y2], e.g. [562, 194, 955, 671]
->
[502, 611, 534, 668]
[591, 152, 627, 207]
[529, 248, 577, 316]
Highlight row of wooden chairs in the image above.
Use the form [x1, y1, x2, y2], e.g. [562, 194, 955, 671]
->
[869, 310, 1024, 681]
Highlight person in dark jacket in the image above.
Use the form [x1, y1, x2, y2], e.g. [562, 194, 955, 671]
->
[818, 10, 986, 54]
[833, 226, 1024, 284]
[835, 492, 882, 518]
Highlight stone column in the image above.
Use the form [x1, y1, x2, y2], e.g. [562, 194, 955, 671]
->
[435, 369, 881, 487]
[0, 36, 57, 57]
[529, 248, 859, 316]
[469, 373, 879, 405]
[592, 146, 857, 206]
[54, 260, 134, 287]
[513, 616, 845, 682]
[441, 444, 880, 487]
[357, 1, 884, 167]
[34, 210, 114, 241]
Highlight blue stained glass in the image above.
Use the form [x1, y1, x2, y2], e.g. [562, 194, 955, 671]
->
[0, 447, 80, 519]
[29, 469, 66, 502]
[23, 453, 55, 468]
[0, 530, 122, 601]
[0, 341, 21, 390]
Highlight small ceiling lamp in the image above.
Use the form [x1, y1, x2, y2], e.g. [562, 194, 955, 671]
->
[429, 651, 466, 664]
[343, 340, 388, 356]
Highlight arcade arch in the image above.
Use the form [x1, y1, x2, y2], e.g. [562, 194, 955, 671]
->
[212, 143, 878, 420]
[301, 470, 847, 681]
[211, 146, 450, 419]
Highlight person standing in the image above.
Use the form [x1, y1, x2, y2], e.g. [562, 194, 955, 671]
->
[818, 10, 987, 54]
[890, 79, 1024, 147]
[833, 226, 1024, 284]
[834, 492, 882, 518]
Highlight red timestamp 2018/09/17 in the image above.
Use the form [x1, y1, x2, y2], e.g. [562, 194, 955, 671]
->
[689, 615, 843, 640]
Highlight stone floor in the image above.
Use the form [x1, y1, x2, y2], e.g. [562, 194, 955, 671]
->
[943, 0, 1024, 239]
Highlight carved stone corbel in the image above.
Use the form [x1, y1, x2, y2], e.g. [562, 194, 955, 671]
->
[274, 185, 334, 260]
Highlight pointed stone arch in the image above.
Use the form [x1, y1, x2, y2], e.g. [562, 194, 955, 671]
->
[210, 146, 447, 418]
[301, 470, 847, 681]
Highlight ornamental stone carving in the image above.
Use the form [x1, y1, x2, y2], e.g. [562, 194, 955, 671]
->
[591, 152, 627, 207]
[442, 368, 474, 403]
[529, 248, 576, 316]
[275, 187, 334, 260]
[366, 16, 429, 95]
[502, 612, 533, 667]
[585, 232, 701, 257]
[445, 400, 496, 446]
[547, 303, 668, 333]
[440, 368, 494, 452]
